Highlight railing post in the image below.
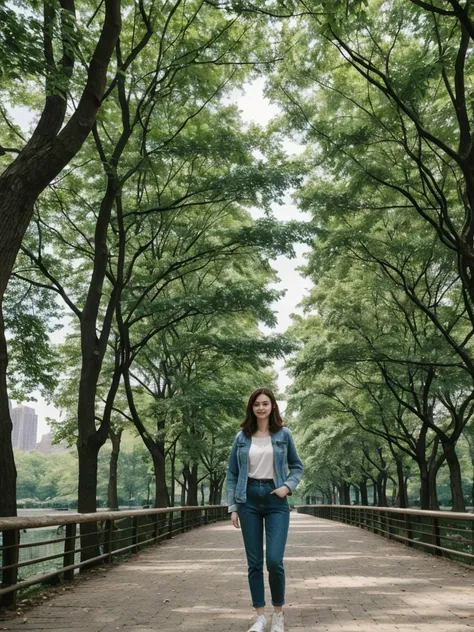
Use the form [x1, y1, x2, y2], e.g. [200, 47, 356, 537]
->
[432, 517, 442, 556]
[158, 513, 167, 542]
[405, 513, 413, 547]
[153, 514, 160, 544]
[132, 516, 139, 553]
[0, 528, 19, 608]
[103, 520, 114, 563]
[181, 510, 185, 534]
[168, 511, 173, 539]
[63, 523, 77, 581]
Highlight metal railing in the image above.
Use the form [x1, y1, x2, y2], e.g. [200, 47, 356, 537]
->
[0, 505, 228, 608]
[297, 504, 474, 564]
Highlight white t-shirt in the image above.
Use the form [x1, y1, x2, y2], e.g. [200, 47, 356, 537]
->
[248, 436, 274, 479]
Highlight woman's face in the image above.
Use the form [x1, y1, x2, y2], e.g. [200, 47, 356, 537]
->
[253, 394, 273, 420]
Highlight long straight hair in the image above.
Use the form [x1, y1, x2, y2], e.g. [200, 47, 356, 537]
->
[240, 388, 284, 437]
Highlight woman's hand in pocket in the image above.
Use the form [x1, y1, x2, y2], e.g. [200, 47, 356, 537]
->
[231, 511, 240, 528]
[271, 486, 290, 499]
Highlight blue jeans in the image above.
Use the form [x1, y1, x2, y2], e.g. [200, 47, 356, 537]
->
[238, 478, 290, 608]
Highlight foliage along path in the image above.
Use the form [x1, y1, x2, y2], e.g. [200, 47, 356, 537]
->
[2, 512, 474, 631]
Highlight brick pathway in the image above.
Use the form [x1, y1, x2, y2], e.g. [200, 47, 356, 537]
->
[2, 511, 474, 631]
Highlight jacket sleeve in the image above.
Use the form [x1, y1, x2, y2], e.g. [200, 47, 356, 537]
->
[226, 433, 240, 513]
[283, 428, 304, 495]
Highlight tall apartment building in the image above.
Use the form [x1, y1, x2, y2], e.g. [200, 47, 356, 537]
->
[36, 432, 68, 455]
[12, 405, 38, 451]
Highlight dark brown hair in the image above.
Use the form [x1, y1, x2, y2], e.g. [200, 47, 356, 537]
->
[240, 388, 284, 437]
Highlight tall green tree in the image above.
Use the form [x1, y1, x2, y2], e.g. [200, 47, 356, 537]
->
[14, 0, 300, 557]
[0, 0, 121, 517]
[287, 231, 474, 509]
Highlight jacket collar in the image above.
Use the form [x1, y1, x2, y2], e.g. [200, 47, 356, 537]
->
[242, 427, 285, 443]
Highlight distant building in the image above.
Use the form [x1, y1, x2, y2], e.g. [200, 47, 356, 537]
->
[12, 405, 38, 451]
[36, 432, 69, 455]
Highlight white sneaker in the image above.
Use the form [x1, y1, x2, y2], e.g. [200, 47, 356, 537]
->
[247, 614, 266, 632]
[271, 612, 284, 632]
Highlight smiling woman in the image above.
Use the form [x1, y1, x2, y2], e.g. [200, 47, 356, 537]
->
[226, 387, 304, 632]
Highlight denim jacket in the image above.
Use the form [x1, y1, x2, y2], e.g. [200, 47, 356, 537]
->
[226, 426, 304, 513]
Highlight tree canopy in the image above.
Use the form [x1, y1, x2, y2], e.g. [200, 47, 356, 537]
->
[4, 0, 474, 527]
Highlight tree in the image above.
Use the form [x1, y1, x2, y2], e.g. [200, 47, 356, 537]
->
[12, 0, 303, 558]
[4, 277, 61, 402]
[119, 258, 293, 506]
[0, 0, 121, 517]
[287, 229, 474, 509]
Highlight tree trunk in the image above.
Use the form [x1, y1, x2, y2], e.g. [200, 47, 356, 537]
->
[462, 428, 474, 509]
[170, 445, 176, 507]
[371, 479, 378, 506]
[217, 477, 225, 505]
[419, 465, 431, 510]
[209, 475, 218, 505]
[359, 478, 368, 505]
[442, 440, 466, 511]
[107, 428, 122, 510]
[152, 443, 170, 508]
[391, 483, 398, 506]
[353, 485, 360, 505]
[428, 461, 442, 511]
[427, 439, 444, 510]
[376, 473, 387, 507]
[184, 463, 199, 506]
[209, 474, 225, 505]
[396, 458, 408, 508]
[77, 439, 102, 564]
[76, 352, 118, 561]
[121, 365, 170, 509]
[0, 306, 16, 517]
[342, 481, 350, 505]
[75, 184, 125, 560]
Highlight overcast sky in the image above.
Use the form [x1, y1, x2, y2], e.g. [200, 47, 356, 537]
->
[10, 78, 310, 439]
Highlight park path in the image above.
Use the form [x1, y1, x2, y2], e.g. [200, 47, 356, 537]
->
[2, 511, 474, 632]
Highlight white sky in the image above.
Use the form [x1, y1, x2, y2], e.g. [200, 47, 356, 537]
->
[10, 78, 310, 439]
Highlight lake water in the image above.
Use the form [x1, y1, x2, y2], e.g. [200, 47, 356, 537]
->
[1, 509, 143, 583]
[2, 510, 80, 582]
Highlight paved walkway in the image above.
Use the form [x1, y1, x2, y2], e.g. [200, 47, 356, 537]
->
[2, 512, 474, 631]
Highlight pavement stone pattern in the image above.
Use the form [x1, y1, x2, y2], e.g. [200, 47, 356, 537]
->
[1, 511, 474, 631]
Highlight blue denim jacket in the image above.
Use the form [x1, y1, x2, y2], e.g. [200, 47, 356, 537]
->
[226, 426, 304, 512]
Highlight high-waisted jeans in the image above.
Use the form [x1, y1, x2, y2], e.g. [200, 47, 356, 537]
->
[238, 478, 290, 608]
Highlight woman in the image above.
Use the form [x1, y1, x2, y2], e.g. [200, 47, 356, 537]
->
[226, 388, 304, 632]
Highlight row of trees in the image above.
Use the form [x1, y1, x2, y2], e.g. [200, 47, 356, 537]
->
[253, 0, 474, 511]
[0, 0, 310, 563]
[15, 435, 222, 508]
[6, 0, 474, 553]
